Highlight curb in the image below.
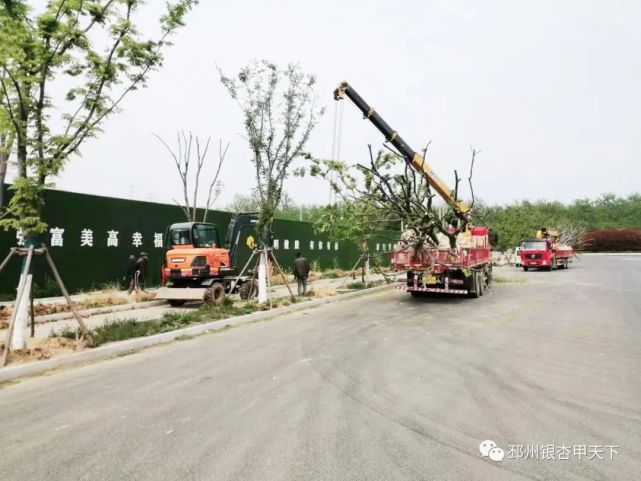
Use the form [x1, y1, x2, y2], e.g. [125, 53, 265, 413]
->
[0, 284, 393, 383]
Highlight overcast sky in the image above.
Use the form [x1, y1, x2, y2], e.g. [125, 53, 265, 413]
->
[20, 0, 641, 208]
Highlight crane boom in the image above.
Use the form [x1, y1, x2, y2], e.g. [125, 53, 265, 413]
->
[333, 81, 471, 218]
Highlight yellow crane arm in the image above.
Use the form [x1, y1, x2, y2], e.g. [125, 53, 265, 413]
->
[334, 81, 471, 218]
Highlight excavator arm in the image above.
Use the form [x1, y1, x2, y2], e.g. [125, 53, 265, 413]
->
[334, 81, 471, 219]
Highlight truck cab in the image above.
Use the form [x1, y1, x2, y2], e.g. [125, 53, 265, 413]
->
[519, 239, 552, 270]
[520, 228, 573, 271]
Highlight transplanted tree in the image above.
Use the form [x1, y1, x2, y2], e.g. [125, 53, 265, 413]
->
[219, 60, 324, 244]
[219, 60, 323, 303]
[154, 131, 227, 222]
[0, 0, 198, 235]
[312, 144, 480, 252]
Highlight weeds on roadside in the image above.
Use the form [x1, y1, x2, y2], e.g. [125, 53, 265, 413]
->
[56, 301, 263, 347]
[346, 280, 385, 290]
[32, 277, 60, 298]
[492, 276, 527, 284]
[310, 259, 321, 273]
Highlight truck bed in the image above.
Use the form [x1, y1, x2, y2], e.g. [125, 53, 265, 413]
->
[391, 246, 492, 271]
[555, 247, 574, 259]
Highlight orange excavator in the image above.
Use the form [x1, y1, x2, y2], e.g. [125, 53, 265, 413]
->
[156, 213, 259, 306]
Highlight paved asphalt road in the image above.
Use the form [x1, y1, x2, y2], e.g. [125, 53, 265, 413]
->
[1, 255, 640, 481]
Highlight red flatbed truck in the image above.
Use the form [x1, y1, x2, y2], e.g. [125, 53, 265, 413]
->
[391, 226, 493, 297]
[520, 229, 573, 271]
[334, 82, 493, 298]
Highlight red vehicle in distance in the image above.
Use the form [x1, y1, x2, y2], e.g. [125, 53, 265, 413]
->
[520, 229, 573, 271]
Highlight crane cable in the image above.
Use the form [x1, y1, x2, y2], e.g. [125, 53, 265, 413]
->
[329, 100, 344, 205]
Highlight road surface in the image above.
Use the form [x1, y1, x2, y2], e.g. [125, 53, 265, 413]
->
[1, 255, 640, 480]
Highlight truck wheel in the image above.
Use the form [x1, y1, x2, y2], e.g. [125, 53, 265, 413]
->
[468, 272, 481, 298]
[523, 266, 529, 272]
[239, 280, 258, 300]
[205, 282, 226, 307]
[167, 299, 186, 307]
[485, 265, 492, 288]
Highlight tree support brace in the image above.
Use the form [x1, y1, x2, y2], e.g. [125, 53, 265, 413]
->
[0, 245, 94, 368]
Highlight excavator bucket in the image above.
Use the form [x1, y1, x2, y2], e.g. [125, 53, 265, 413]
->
[155, 287, 207, 301]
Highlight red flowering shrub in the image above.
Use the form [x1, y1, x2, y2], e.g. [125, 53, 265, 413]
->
[584, 229, 641, 252]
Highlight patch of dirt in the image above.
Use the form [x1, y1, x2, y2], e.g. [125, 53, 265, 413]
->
[0, 305, 9, 328]
[134, 291, 157, 303]
[81, 291, 130, 309]
[269, 273, 295, 286]
[35, 302, 82, 316]
[1, 337, 82, 365]
[2, 301, 82, 318]
[77, 289, 156, 308]
[306, 287, 338, 298]
[1, 290, 158, 321]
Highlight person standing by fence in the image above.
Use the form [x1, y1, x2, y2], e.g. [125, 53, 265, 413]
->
[124, 255, 138, 294]
[137, 252, 149, 291]
[293, 252, 310, 296]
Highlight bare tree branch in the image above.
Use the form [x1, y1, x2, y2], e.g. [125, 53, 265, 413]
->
[156, 132, 227, 223]
[203, 139, 229, 222]
[468, 145, 479, 209]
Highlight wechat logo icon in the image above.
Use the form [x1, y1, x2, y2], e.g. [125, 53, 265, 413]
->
[479, 440, 505, 462]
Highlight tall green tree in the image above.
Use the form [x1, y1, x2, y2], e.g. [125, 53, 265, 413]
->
[219, 60, 324, 244]
[313, 200, 381, 252]
[0, 0, 198, 233]
[478, 193, 641, 250]
[0, 105, 15, 213]
[219, 60, 323, 304]
[225, 188, 321, 221]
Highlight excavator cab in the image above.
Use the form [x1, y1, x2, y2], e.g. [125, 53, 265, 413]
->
[162, 222, 230, 286]
[167, 222, 221, 249]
